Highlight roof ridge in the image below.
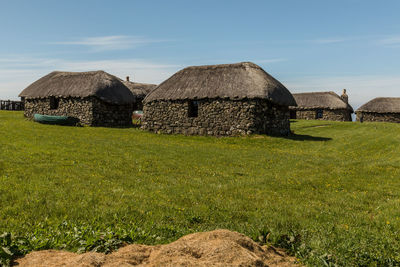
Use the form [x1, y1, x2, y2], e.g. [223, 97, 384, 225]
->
[51, 70, 106, 75]
[293, 91, 336, 95]
[371, 97, 400, 100]
[181, 62, 261, 71]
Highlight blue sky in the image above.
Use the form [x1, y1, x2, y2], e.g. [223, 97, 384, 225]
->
[1, 0, 400, 109]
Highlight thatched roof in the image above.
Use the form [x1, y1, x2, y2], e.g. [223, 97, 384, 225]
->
[121, 80, 157, 99]
[144, 62, 296, 106]
[19, 71, 135, 104]
[290, 92, 353, 112]
[356, 97, 400, 113]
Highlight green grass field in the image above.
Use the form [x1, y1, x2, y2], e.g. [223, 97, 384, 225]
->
[1, 110, 399, 266]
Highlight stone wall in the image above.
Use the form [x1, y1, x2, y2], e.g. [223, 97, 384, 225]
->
[252, 100, 291, 135]
[92, 99, 133, 127]
[292, 108, 352, 121]
[142, 99, 291, 136]
[356, 112, 400, 123]
[24, 97, 133, 127]
[24, 97, 93, 125]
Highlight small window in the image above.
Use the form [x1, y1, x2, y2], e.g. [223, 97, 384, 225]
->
[188, 100, 199, 117]
[50, 97, 59, 110]
[316, 109, 323, 119]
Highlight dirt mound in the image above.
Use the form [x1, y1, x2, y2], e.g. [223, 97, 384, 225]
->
[14, 229, 301, 266]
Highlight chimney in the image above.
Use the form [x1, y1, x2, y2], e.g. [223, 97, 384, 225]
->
[126, 76, 130, 82]
[340, 89, 348, 104]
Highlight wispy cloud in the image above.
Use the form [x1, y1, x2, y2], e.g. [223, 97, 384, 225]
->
[0, 56, 181, 100]
[378, 36, 400, 47]
[312, 34, 400, 47]
[49, 35, 167, 51]
[253, 58, 287, 64]
[312, 38, 347, 44]
[310, 35, 379, 45]
[0, 56, 59, 67]
[194, 58, 287, 65]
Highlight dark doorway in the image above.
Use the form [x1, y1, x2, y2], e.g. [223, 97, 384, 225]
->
[188, 100, 199, 117]
[50, 97, 59, 110]
[290, 110, 297, 119]
[316, 109, 323, 119]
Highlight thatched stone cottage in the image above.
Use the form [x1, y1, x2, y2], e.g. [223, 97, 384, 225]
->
[19, 71, 135, 127]
[121, 76, 157, 110]
[289, 90, 353, 121]
[356, 97, 400, 123]
[142, 62, 297, 136]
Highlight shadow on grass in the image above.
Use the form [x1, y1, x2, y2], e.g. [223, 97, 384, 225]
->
[0, 161, 4, 176]
[285, 133, 332, 141]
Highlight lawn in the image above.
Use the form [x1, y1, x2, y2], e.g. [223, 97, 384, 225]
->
[1, 110, 400, 266]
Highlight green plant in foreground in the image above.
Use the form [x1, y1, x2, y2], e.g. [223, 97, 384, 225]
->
[0, 232, 31, 266]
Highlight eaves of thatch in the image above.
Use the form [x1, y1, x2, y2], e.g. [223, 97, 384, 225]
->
[19, 71, 135, 105]
[356, 97, 400, 114]
[144, 62, 296, 107]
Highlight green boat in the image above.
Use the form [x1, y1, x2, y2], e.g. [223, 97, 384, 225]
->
[33, 114, 79, 125]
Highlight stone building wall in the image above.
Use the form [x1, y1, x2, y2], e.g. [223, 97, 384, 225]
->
[252, 100, 291, 135]
[292, 108, 352, 121]
[24, 97, 93, 125]
[356, 112, 400, 123]
[92, 99, 133, 127]
[24, 96, 133, 127]
[142, 99, 291, 136]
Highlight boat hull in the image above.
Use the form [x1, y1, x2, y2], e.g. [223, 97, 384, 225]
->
[33, 114, 79, 125]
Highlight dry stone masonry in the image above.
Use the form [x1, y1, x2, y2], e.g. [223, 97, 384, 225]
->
[294, 109, 352, 121]
[356, 112, 400, 123]
[142, 99, 291, 136]
[24, 97, 133, 127]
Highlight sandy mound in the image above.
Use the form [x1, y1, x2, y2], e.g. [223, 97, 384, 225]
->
[14, 229, 300, 266]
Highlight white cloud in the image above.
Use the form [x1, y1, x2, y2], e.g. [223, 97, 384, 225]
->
[378, 36, 400, 47]
[193, 58, 287, 65]
[253, 58, 287, 64]
[49, 35, 167, 51]
[312, 34, 400, 47]
[56, 59, 181, 82]
[310, 35, 378, 45]
[0, 56, 181, 100]
[312, 38, 347, 44]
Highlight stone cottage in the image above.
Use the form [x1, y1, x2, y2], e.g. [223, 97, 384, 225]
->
[289, 90, 353, 121]
[121, 76, 157, 110]
[356, 97, 400, 123]
[142, 62, 297, 136]
[19, 71, 135, 127]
